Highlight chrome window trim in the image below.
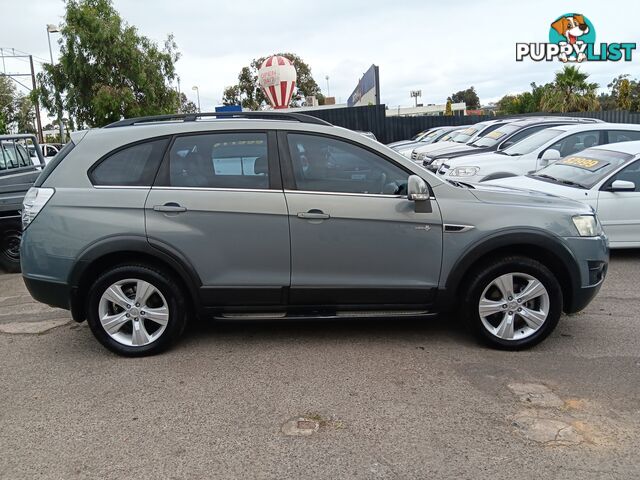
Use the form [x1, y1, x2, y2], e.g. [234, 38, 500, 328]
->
[93, 185, 150, 190]
[152, 186, 278, 193]
[284, 189, 431, 200]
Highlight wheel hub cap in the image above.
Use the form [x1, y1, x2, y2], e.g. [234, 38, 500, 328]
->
[98, 278, 169, 347]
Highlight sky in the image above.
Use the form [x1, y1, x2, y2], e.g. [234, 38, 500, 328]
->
[1, 0, 639, 119]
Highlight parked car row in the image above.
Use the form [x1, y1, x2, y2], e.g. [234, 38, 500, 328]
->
[387, 118, 640, 248]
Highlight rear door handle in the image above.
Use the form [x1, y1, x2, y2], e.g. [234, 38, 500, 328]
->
[153, 202, 187, 213]
[297, 209, 330, 220]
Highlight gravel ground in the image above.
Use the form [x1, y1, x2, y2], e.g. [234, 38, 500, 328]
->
[1, 251, 639, 479]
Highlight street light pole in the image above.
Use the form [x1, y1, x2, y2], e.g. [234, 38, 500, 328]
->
[192, 86, 201, 113]
[46, 24, 64, 143]
[325, 75, 330, 97]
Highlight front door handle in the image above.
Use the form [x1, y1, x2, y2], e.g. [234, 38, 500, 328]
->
[153, 202, 187, 213]
[297, 209, 330, 220]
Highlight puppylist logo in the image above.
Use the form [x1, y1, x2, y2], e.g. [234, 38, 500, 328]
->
[517, 13, 636, 63]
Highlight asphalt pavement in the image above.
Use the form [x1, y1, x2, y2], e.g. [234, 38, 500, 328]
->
[1, 251, 639, 479]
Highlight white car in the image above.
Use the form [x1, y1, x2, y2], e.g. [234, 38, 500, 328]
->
[395, 126, 466, 158]
[486, 141, 640, 248]
[410, 119, 511, 163]
[434, 123, 640, 184]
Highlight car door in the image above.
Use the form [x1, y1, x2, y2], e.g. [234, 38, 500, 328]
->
[597, 159, 640, 245]
[280, 131, 443, 308]
[145, 130, 290, 306]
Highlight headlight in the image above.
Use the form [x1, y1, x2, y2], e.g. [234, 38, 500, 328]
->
[572, 215, 600, 237]
[450, 166, 480, 177]
[22, 187, 55, 229]
[416, 152, 429, 160]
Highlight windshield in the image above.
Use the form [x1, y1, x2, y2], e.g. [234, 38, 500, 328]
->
[533, 148, 634, 188]
[503, 128, 565, 156]
[452, 126, 479, 143]
[471, 125, 519, 147]
[412, 130, 437, 141]
[438, 130, 461, 142]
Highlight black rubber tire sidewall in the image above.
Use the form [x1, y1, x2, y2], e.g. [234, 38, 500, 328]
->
[464, 256, 563, 350]
[86, 265, 187, 357]
[0, 220, 22, 273]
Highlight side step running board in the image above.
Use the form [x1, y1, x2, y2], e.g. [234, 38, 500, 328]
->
[215, 310, 433, 320]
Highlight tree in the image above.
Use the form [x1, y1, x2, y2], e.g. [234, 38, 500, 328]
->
[178, 92, 198, 113]
[444, 97, 453, 116]
[607, 74, 640, 111]
[495, 83, 554, 115]
[34, 0, 181, 128]
[617, 79, 632, 110]
[451, 86, 480, 109]
[14, 96, 36, 134]
[0, 76, 16, 134]
[539, 66, 599, 112]
[222, 53, 321, 110]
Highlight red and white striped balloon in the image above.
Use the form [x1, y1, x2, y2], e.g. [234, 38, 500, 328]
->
[258, 55, 297, 109]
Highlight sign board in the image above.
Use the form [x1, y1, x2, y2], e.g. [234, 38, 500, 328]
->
[347, 64, 380, 107]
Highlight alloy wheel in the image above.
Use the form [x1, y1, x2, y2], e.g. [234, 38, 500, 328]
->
[478, 272, 550, 341]
[98, 278, 169, 347]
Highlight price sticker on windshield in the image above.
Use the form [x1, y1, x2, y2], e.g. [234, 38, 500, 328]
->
[558, 156, 609, 171]
[486, 130, 506, 139]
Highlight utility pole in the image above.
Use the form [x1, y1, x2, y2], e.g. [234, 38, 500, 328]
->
[47, 23, 64, 142]
[29, 55, 44, 143]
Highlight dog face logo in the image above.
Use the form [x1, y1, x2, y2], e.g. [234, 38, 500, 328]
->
[551, 15, 589, 44]
[549, 13, 595, 62]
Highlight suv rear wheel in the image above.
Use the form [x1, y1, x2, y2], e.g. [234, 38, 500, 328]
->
[86, 265, 187, 356]
[464, 256, 563, 349]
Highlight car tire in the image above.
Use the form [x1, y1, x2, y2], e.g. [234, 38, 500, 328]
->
[86, 264, 187, 356]
[0, 220, 23, 273]
[463, 255, 563, 349]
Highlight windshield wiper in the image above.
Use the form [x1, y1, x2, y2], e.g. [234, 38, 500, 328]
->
[558, 179, 587, 189]
[534, 174, 586, 189]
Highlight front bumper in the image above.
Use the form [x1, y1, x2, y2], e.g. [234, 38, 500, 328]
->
[562, 235, 609, 314]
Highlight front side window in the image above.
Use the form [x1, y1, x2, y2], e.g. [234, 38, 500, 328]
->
[287, 133, 409, 195]
[605, 159, 640, 192]
[91, 138, 169, 186]
[547, 131, 602, 158]
[471, 125, 519, 147]
[167, 132, 269, 189]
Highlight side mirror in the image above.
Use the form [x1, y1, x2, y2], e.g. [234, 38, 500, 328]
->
[407, 175, 429, 201]
[609, 179, 636, 192]
[540, 149, 561, 165]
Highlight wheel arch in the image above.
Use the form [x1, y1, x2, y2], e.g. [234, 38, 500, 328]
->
[443, 230, 581, 313]
[68, 235, 202, 322]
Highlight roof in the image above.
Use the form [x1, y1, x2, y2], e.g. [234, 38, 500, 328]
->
[589, 140, 640, 155]
[548, 123, 640, 133]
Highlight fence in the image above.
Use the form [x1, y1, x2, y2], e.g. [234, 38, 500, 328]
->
[303, 105, 640, 144]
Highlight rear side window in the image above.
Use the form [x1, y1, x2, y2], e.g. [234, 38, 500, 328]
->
[607, 130, 640, 143]
[90, 138, 169, 186]
[165, 132, 269, 189]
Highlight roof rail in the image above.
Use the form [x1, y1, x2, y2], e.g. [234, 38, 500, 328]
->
[103, 111, 333, 129]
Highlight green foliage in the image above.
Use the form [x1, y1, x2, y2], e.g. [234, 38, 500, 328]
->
[496, 83, 553, 115]
[607, 74, 640, 111]
[178, 92, 198, 114]
[0, 75, 36, 133]
[222, 53, 321, 110]
[539, 66, 599, 112]
[34, 0, 180, 128]
[451, 87, 480, 109]
[444, 97, 453, 116]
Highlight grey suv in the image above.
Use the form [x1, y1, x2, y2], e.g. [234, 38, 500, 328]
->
[20, 112, 608, 356]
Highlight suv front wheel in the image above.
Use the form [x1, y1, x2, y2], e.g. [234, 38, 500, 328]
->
[464, 256, 563, 349]
[86, 265, 187, 356]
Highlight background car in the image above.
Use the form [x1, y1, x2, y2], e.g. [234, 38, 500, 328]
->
[423, 117, 602, 171]
[387, 128, 440, 149]
[0, 135, 46, 272]
[486, 141, 640, 248]
[434, 123, 640, 183]
[410, 119, 512, 163]
[393, 126, 468, 158]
